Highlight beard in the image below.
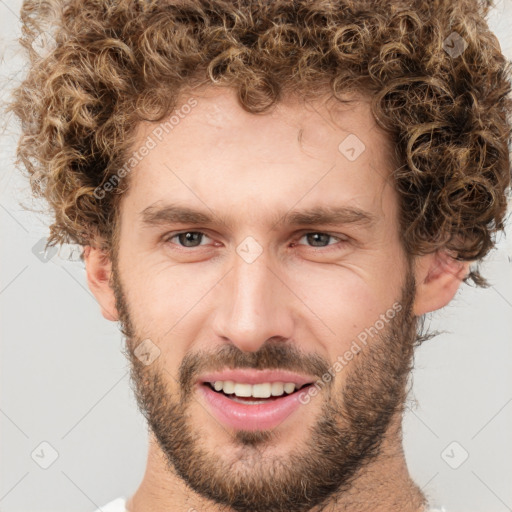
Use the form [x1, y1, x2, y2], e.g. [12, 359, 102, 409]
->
[111, 253, 421, 512]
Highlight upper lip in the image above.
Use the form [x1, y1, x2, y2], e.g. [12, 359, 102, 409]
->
[197, 369, 316, 387]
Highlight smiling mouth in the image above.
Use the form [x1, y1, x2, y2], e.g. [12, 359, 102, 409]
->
[202, 381, 313, 404]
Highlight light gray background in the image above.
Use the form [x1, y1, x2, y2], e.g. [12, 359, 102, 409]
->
[0, 1, 511, 511]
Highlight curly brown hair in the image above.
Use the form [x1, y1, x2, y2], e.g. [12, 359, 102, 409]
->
[9, 0, 512, 287]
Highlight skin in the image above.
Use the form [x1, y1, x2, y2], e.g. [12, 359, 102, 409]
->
[84, 86, 470, 512]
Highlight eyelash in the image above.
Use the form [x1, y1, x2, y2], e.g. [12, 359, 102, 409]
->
[162, 231, 349, 252]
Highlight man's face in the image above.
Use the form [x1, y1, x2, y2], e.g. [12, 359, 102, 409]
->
[109, 87, 419, 512]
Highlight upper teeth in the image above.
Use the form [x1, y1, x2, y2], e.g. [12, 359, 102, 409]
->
[211, 381, 300, 398]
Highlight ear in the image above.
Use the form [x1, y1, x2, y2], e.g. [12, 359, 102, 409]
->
[83, 246, 119, 321]
[413, 250, 471, 316]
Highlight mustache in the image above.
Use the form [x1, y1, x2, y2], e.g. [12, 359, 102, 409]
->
[162, 339, 332, 397]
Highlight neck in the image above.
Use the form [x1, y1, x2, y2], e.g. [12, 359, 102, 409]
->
[126, 415, 427, 512]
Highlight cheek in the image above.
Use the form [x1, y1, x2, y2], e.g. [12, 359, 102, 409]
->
[286, 264, 401, 355]
[120, 260, 222, 343]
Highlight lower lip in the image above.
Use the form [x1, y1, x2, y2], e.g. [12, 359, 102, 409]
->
[198, 384, 311, 431]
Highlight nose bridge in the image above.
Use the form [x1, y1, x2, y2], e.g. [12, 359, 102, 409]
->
[212, 248, 293, 352]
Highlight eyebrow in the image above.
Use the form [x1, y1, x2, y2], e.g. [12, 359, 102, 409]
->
[278, 205, 376, 229]
[139, 203, 377, 230]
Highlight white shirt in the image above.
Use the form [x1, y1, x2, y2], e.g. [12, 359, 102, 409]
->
[93, 497, 448, 511]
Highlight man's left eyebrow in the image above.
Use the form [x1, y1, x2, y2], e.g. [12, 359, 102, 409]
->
[274, 205, 377, 230]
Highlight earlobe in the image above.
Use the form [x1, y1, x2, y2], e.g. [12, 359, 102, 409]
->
[412, 250, 471, 316]
[83, 246, 119, 322]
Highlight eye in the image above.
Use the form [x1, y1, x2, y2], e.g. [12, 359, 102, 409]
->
[294, 232, 347, 249]
[163, 231, 212, 248]
[162, 230, 349, 252]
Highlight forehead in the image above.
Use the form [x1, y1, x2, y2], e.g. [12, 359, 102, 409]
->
[142, 86, 385, 155]
[121, 86, 396, 224]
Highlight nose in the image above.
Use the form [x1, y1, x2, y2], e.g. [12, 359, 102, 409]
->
[211, 249, 295, 353]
